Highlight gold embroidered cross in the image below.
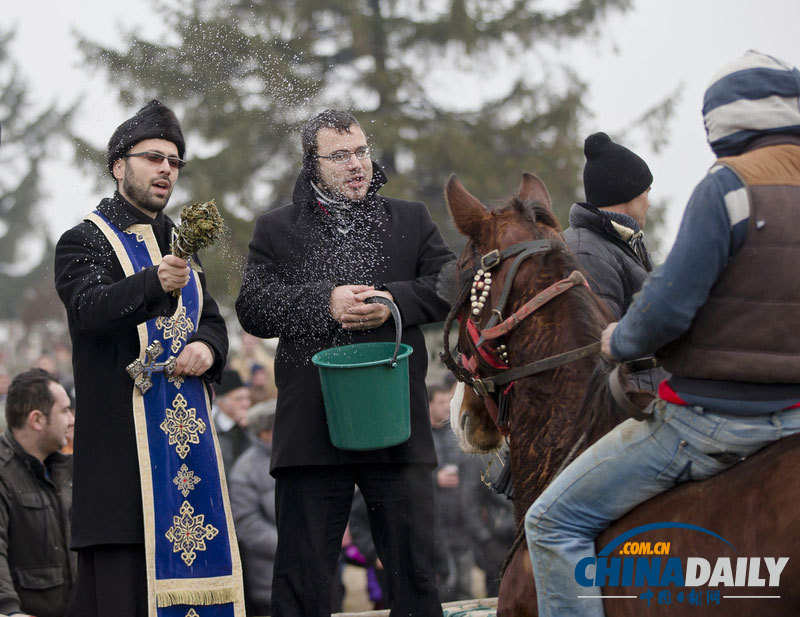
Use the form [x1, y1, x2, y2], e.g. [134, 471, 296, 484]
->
[156, 306, 195, 354]
[173, 464, 201, 498]
[164, 500, 219, 566]
[160, 393, 206, 459]
[126, 341, 178, 394]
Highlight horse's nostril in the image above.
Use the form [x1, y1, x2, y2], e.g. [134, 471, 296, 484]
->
[460, 413, 468, 432]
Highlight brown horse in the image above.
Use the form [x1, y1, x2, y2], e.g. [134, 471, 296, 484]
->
[443, 172, 800, 616]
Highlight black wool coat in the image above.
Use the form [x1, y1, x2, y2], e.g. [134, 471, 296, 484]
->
[235, 166, 454, 472]
[54, 193, 228, 548]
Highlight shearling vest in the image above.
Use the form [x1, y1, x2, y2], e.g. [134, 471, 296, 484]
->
[660, 136, 800, 383]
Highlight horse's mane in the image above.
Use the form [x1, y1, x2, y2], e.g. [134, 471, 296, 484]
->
[540, 248, 626, 453]
[513, 197, 625, 445]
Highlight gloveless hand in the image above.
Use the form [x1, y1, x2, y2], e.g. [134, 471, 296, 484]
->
[340, 289, 394, 331]
[174, 341, 214, 377]
[329, 284, 373, 322]
[158, 254, 190, 293]
[601, 322, 618, 360]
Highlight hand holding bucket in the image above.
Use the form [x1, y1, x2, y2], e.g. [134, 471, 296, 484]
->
[363, 295, 403, 366]
[312, 296, 413, 450]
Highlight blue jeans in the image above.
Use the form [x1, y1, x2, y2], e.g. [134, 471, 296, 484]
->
[524, 400, 800, 617]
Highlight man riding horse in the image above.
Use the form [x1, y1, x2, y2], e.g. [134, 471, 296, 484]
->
[525, 50, 800, 617]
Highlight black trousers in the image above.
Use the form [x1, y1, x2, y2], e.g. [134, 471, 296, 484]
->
[271, 463, 442, 617]
[66, 544, 148, 617]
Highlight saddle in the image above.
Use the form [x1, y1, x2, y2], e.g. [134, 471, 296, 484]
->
[609, 362, 658, 421]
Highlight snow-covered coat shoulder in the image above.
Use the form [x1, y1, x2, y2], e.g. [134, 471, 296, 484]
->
[236, 166, 454, 471]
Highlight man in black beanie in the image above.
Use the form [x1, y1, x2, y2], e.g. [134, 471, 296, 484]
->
[54, 102, 239, 616]
[563, 132, 663, 391]
[564, 131, 655, 320]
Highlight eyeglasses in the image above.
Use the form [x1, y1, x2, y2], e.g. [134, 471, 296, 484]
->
[316, 146, 371, 164]
[124, 151, 186, 170]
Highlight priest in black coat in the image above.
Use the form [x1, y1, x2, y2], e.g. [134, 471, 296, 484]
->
[236, 109, 454, 617]
[55, 101, 229, 617]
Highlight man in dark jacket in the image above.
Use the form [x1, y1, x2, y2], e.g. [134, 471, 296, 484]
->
[564, 131, 655, 321]
[229, 399, 277, 616]
[526, 51, 800, 617]
[0, 369, 74, 617]
[236, 109, 454, 617]
[55, 101, 234, 617]
[564, 132, 664, 391]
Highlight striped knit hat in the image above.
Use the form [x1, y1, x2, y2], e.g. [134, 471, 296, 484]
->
[703, 51, 800, 157]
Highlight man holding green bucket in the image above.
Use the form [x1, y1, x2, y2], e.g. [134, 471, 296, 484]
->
[236, 109, 454, 617]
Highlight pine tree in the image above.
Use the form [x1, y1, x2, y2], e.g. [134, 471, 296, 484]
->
[0, 29, 72, 326]
[76, 0, 638, 305]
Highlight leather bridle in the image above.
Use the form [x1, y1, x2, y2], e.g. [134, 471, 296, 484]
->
[441, 238, 600, 434]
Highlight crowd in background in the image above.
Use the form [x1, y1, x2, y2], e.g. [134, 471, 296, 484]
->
[0, 328, 514, 615]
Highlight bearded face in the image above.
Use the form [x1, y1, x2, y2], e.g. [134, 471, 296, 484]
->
[114, 138, 179, 216]
[314, 125, 373, 202]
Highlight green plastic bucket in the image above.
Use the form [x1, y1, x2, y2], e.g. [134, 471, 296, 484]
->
[312, 297, 413, 450]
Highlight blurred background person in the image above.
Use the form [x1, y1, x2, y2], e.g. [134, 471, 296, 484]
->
[461, 452, 515, 598]
[228, 332, 277, 402]
[60, 384, 76, 455]
[213, 368, 253, 475]
[429, 383, 475, 601]
[343, 488, 387, 611]
[0, 368, 75, 617]
[229, 399, 277, 617]
[0, 368, 9, 431]
[248, 363, 276, 406]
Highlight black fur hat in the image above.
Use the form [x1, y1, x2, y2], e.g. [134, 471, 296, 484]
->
[106, 100, 185, 176]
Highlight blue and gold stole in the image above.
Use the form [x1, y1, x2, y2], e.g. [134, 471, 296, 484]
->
[86, 211, 244, 617]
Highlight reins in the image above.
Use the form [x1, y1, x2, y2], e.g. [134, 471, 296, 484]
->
[441, 239, 602, 433]
[440, 239, 562, 386]
[470, 341, 601, 395]
[478, 270, 589, 344]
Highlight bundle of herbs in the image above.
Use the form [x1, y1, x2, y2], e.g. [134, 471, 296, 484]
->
[170, 199, 224, 295]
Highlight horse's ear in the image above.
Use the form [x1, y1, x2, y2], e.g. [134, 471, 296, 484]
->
[445, 174, 491, 238]
[518, 172, 552, 211]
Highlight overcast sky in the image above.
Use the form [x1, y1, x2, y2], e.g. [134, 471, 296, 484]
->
[4, 0, 800, 261]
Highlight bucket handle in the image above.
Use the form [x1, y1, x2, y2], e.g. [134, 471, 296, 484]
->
[365, 296, 403, 367]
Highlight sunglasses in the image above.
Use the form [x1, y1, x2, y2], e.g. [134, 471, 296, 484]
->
[124, 151, 186, 170]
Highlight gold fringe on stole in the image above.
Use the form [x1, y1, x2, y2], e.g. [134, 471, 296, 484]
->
[156, 587, 237, 608]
